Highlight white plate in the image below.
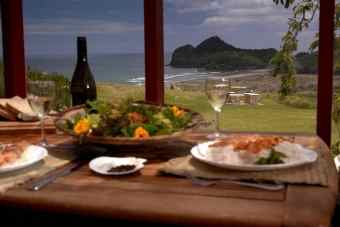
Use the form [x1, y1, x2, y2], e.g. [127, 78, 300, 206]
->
[191, 141, 318, 171]
[0, 145, 48, 173]
[89, 157, 147, 175]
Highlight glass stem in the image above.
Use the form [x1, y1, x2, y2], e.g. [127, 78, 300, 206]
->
[215, 111, 220, 135]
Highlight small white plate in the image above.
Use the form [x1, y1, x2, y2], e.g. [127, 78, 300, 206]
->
[191, 141, 318, 171]
[89, 157, 147, 175]
[0, 145, 48, 173]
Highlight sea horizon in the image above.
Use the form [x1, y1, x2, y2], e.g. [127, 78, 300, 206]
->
[21, 52, 210, 85]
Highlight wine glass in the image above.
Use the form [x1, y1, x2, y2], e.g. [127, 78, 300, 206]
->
[205, 77, 229, 139]
[27, 81, 56, 147]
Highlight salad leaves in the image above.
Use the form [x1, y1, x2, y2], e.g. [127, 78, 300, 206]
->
[255, 149, 287, 165]
[64, 100, 193, 138]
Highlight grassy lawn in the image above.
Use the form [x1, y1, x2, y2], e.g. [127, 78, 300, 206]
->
[165, 90, 317, 133]
[97, 83, 333, 138]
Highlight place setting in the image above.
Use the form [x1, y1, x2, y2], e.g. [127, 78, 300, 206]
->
[154, 78, 324, 191]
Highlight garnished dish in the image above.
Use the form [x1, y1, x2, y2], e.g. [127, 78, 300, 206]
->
[191, 135, 318, 171]
[56, 100, 203, 145]
[0, 141, 48, 173]
[0, 142, 27, 167]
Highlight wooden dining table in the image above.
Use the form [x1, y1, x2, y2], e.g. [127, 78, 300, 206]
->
[0, 132, 338, 227]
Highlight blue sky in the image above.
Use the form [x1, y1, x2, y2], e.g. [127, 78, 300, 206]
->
[1, 0, 318, 55]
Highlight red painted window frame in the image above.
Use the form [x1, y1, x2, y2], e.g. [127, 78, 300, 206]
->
[1, 0, 26, 98]
[0, 0, 336, 146]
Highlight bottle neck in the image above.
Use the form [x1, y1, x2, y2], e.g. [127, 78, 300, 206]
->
[77, 37, 88, 63]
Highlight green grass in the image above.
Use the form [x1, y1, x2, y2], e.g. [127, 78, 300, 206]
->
[97, 84, 319, 134]
[165, 90, 317, 133]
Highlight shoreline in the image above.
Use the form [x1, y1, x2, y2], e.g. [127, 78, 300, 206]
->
[92, 67, 340, 93]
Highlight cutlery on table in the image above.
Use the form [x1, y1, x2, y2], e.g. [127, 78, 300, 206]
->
[25, 145, 107, 191]
[190, 177, 285, 191]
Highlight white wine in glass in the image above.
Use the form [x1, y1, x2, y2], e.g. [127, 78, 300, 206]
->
[28, 96, 52, 118]
[27, 81, 56, 147]
[205, 78, 229, 139]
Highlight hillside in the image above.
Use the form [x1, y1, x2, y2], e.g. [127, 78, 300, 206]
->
[170, 36, 317, 73]
[170, 36, 277, 71]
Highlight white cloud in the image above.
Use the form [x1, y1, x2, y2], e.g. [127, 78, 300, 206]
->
[168, 0, 292, 27]
[166, 0, 221, 13]
[25, 18, 143, 35]
[202, 16, 256, 26]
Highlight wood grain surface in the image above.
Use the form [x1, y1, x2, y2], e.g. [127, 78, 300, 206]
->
[0, 132, 337, 227]
[0, 119, 56, 134]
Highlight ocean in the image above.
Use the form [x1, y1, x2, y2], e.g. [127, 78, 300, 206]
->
[26, 53, 211, 85]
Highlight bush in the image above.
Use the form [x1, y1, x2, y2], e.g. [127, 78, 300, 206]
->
[28, 68, 71, 111]
[280, 95, 316, 109]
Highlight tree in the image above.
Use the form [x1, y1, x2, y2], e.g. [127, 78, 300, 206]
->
[271, 0, 319, 98]
[274, 1, 340, 153]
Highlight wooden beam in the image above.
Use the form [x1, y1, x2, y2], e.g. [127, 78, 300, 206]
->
[1, 0, 26, 98]
[144, 0, 164, 105]
[317, 0, 335, 146]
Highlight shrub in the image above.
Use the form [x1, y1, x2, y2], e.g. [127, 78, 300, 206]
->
[28, 68, 71, 111]
[280, 95, 316, 109]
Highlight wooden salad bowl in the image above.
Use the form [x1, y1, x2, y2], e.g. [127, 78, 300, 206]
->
[55, 103, 205, 146]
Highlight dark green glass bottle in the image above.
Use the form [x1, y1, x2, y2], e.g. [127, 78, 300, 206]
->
[71, 37, 97, 106]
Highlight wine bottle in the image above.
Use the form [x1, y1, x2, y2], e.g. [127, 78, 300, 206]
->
[71, 37, 97, 106]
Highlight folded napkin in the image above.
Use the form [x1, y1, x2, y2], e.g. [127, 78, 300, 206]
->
[159, 154, 329, 187]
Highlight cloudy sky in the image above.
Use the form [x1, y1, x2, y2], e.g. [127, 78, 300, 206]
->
[1, 0, 319, 55]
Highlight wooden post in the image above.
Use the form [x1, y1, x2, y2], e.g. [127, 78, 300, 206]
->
[317, 0, 335, 146]
[1, 0, 27, 98]
[144, 0, 164, 105]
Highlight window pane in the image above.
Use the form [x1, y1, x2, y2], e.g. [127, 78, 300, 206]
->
[165, 0, 319, 135]
[23, 0, 145, 107]
[332, 1, 340, 155]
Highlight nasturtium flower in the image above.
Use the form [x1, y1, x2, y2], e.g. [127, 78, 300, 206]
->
[134, 127, 150, 139]
[171, 106, 184, 118]
[74, 118, 91, 135]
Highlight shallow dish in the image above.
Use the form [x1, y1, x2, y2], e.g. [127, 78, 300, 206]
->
[0, 145, 48, 173]
[191, 141, 318, 171]
[55, 104, 204, 146]
[89, 157, 147, 175]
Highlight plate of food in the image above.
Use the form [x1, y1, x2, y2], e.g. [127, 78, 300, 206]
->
[0, 141, 48, 173]
[55, 100, 204, 145]
[191, 135, 318, 171]
[89, 157, 147, 176]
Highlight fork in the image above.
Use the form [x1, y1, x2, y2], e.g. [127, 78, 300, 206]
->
[190, 177, 285, 191]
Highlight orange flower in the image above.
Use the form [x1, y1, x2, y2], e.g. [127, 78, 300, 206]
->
[134, 127, 150, 139]
[171, 106, 184, 118]
[73, 118, 90, 135]
[128, 112, 146, 124]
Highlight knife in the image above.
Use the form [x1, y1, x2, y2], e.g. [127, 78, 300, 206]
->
[25, 145, 107, 191]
